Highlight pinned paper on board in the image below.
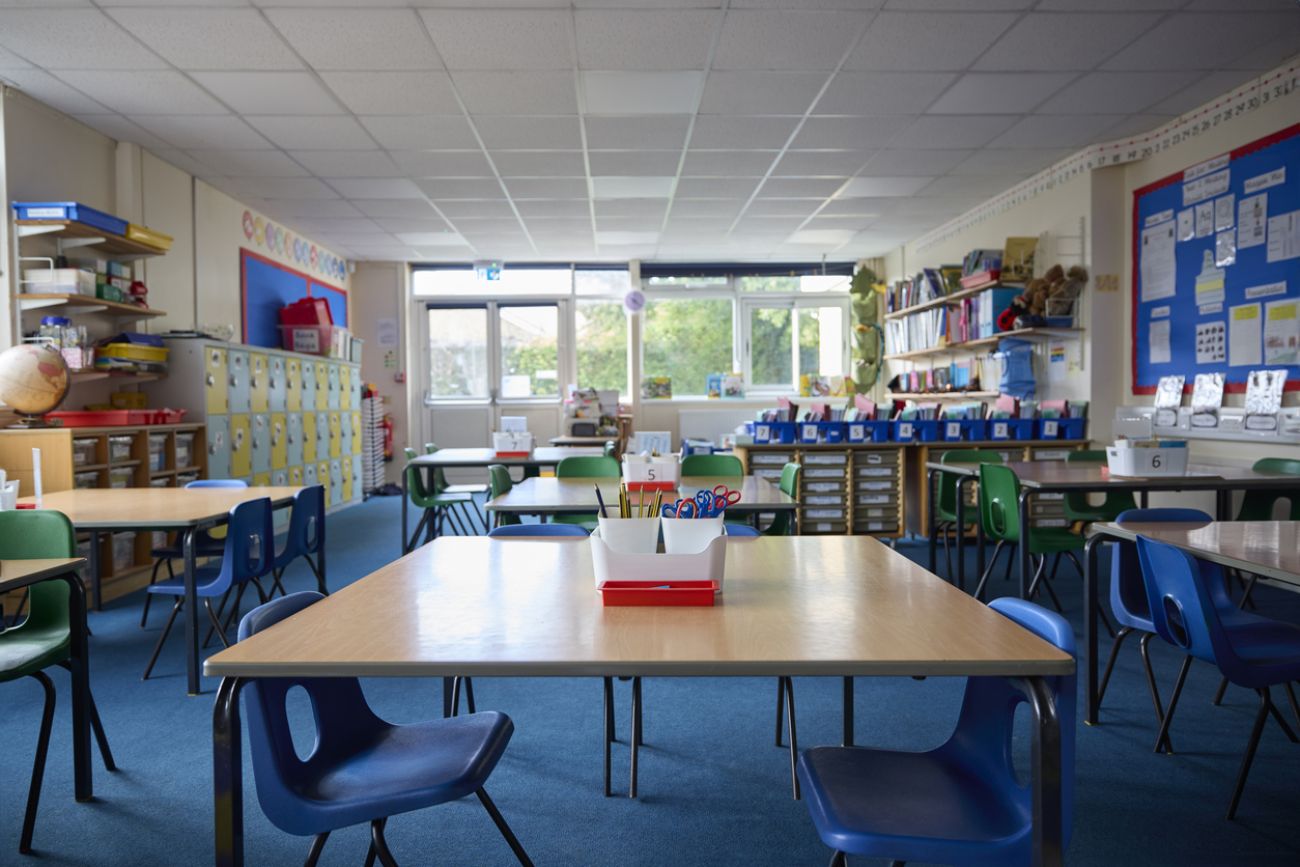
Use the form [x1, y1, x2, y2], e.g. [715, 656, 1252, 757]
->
[1215, 229, 1237, 268]
[1140, 219, 1177, 302]
[1238, 193, 1267, 249]
[1149, 319, 1171, 364]
[1228, 302, 1262, 367]
[1194, 250, 1226, 307]
[1177, 209, 1194, 242]
[1266, 209, 1300, 263]
[1195, 321, 1226, 364]
[1214, 194, 1235, 232]
[1194, 201, 1214, 238]
[1264, 299, 1300, 366]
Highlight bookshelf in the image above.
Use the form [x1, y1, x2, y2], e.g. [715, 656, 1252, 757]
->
[883, 327, 1082, 362]
[887, 391, 999, 401]
[882, 282, 995, 321]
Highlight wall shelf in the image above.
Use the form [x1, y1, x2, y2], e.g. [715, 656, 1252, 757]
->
[16, 219, 167, 259]
[882, 283, 998, 321]
[887, 391, 999, 401]
[884, 327, 1082, 361]
[18, 292, 166, 319]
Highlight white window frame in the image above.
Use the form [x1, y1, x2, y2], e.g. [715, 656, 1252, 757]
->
[639, 282, 741, 398]
[739, 295, 852, 396]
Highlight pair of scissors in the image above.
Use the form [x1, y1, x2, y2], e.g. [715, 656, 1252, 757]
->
[661, 498, 696, 519]
[709, 485, 741, 514]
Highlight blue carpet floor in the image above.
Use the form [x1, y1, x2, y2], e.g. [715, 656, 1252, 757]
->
[3, 496, 1299, 866]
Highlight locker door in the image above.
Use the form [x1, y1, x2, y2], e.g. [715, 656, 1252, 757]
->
[206, 415, 231, 479]
[287, 412, 304, 467]
[327, 363, 341, 410]
[301, 361, 317, 412]
[352, 455, 363, 498]
[272, 469, 288, 487]
[253, 472, 271, 487]
[303, 463, 318, 487]
[316, 412, 330, 463]
[230, 415, 252, 477]
[351, 411, 362, 455]
[286, 358, 302, 412]
[228, 350, 250, 414]
[318, 461, 332, 503]
[341, 456, 353, 501]
[302, 411, 318, 463]
[339, 366, 352, 411]
[271, 412, 287, 469]
[205, 346, 229, 415]
[269, 355, 287, 412]
[328, 411, 341, 459]
[329, 460, 343, 506]
[350, 368, 362, 410]
[289, 465, 304, 486]
[340, 410, 352, 458]
[251, 413, 270, 474]
[249, 353, 269, 413]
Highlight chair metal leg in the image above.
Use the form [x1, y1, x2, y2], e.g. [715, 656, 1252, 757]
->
[1153, 655, 1192, 755]
[1286, 682, 1300, 729]
[842, 676, 854, 747]
[603, 676, 614, 797]
[19, 671, 56, 854]
[464, 676, 476, 714]
[1138, 633, 1169, 746]
[1096, 626, 1134, 710]
[56, 661, 116, 771]
[306, 554, 328, 595]
[142, 556, 168, 627]
[303, 831, 329, 867]
[972, 540, 1005, 601]
[629, 676, 642, 798]
[1227, 689, 1273, 819]
[782, 676, 801, 800]
[774, 676, 786, 746]
[477, 788, 535, 866]
[450, 676, 462, 717]
[828, 851, 846, 867]
[370, 818, 400, 867]
[206, 584, 245, 649]
[1213, 676, 1230, 706]
[204, 599, 232, 649]
[142, 598, 183, 680]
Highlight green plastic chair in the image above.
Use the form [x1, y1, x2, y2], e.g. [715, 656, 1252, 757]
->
[1062, 449, 1137, 525]
[424, 443, 487, 532]
[934, 450, 1006, 577]
[973, 463, 1085, 612]
[404, 447, 477, 548]
[0, 511, 115, 854]
[681, 453, 744, 478]
[603, 441, 617, 459]
[1236, 457, 1300, 520]
[487, 464, 521, 528]
[554, 455, 620, 527]
[762, 462, 801, 537]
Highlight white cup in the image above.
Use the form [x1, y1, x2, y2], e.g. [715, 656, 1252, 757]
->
[596, 516, 661, 554]
[0, 479, 18, 511]
[662, 515, 724, 554]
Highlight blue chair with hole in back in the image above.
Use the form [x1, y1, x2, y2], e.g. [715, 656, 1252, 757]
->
[1136, 537, 1300, 819]
[487, 523, 589, 538]
[268, 485, 327, 598]
[237, 592, 533, 866]
[723, 524, 761, 536]
[798, 598, 1075, 866]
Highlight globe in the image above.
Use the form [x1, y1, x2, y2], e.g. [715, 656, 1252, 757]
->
[0, 343, 70, 426]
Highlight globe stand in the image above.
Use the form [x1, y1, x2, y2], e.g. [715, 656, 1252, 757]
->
[6, 413, 56, 429]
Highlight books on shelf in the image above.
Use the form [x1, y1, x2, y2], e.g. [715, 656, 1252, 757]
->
[884, 287, 1020, 355]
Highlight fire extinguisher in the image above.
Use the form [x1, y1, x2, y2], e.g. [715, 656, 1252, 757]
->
[381, 414, 394, 462]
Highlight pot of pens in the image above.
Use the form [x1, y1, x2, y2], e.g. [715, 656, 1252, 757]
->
[589, 482, 736, 606]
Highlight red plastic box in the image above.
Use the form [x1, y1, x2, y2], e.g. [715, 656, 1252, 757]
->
[279, 297, 333, 326]
[599, 580, 718, 606]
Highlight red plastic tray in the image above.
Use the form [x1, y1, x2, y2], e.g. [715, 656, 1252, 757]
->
[46, 408, 187, 427]
[494, 450, 530, 458]
[599, 580, 717, 607]
[624, 481, 677, 492]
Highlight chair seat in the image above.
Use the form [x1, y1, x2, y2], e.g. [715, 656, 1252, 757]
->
[1217, 612, 1300, 686]
[415, 492, 474, 508]
[799, 745, 1027, 863]
[150, 539, 226, 559]
[0, 623, 71, 683]
[145, 565, 230, 597]
[273, 710, 513, 835]
[443, 483, 488, 495]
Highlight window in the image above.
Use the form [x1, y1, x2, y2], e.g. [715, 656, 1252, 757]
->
[743, 300, 848, 393]
[426, 306, 489, 398]
[498, 305, 560, 398]
[575, 300, 628, 393]
[736, 274, 852, 293]
[413, 266, 571, 297]
[642, 297, 734, 397]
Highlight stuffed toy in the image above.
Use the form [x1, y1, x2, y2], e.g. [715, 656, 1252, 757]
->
[996, 293, 1031, 332]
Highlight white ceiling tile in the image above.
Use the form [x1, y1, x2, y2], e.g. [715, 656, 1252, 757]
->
[224, 177, 338, 200]
[475, 116, 582, 150]
[888, 115, 1019, 149]
[390, 150, 494, 177]
[860, 149, 973, 176]
[845, 12, 1016, 71]
[816, 72, 956, 115]
[786, 229, 856, 246]
[328, 178, 426, 200]
[263, 199, 365, 219]
[319, 72, 460, 116]
[596, 215, 665, 232]
[733, 216, 804, 235]
[0, 9, 166, 70]
[594, 200, 666, 222]
[576, 9, 718, 71]
[105, 8, 300, 71]
[492, 150, 587, 176]
[588, 151, 682, 176]
[418, 178, 507, 198]
[772, 150, 870, 177]
[1037, 1, 1183, 8]
[1037, 71, 1204, 115]
[699, 72, 828, 115]
[0, 44, 32, 68]
[515, 199, 592, 217]
[582, 71, 704, 115]
[454, 71, 578, 115]
[54, 71, 225, 115]
[746, 198, 824, 217]
[976, 13, 1163, 71]
[3, 70, 107, 114]
[263, 8, 440, 71]
[246, 116, 374, 151]
[1146, 72, 1251, 117]
[689, 116, 798, 149]
[505, 178, 590, 198]
[189, 149, 308, 177]
[918, 174, 1025, 199]
[190, 72, 341, 115]
[792, 116, 910, 150]
[595, 243, 658, 259]
[129, 115, 271, 150]
[818, 197, 898, 216]
[585, 115, 692, 149]
[894, 195, 985, 216]
[359, 116, 478, 150]
[1226, 31, 1300, 71]
[675, 177, 761, 198]
[803, 215, 881, 231]
[713, 10, 867, 71]
[422, 8, 570, 70]
[292, 218, 385, 235]
[1104, 13, 1300, 71]
[591, 176, 675, 199]
[682, 150, 776, 175]
[758, 178, 846, 198]
[147, 148, 223, 180]
[436, 200, 517, 218]
[596, 230, 660, 245]
[1183, 0, 1300, 8]
[838, 176, 933, 197]
[350, 199, 441, 219]
[987, 114, 1127, 149]
[398, 232, 465, 246]
[928, 73, 1075, 114]
[68, 114, 171, 151]
[669, 200, 742, 218]
[291, 150, 400, 179]
[950, 148, 1072, 176]
[1099, 114, 1176, 142]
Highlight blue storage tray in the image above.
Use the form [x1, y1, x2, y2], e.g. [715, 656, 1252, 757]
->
[798, 422, 821, 444]
[1037, 418, 1087, 440]
[989, 418, 1037, 441]
[893, 419, 940, 442]
[942, 419, 988, 441]
[846, 421, 890, 443]
[753, 421, 795, 444]
[13, 201, 129, 236]
[820, 422, 846, 443]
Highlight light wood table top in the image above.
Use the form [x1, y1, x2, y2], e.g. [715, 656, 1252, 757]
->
[205, 536, 1072, 679]
[549, 435, 616, 446]
[18, 486, 301, 529]
[1090, 521, 1300, 587]
[0, 558, 85, 593]
[1002, 460, 1300, 490]
[406, 447, 603, 468]
[486, 475, 796, 516]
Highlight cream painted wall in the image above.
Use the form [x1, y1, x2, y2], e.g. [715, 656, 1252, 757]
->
[351, 261, 406, 483]
[3, 89, 114, 211]
[139, 151, 195, 334]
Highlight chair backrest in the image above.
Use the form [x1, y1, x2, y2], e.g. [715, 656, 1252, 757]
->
[424, 442, 454, 491]
[949, 597, 1076, 849]
[488, 523, 588, 537]
[1110, 508, 1212, 625]
[403, 447, 433, 501]
[0, 510, 76, 633]
[555, 455, 620, 478]
[186, 479, 249, 489]
[977, 463, 1021, 543]
[937, 450, 1005, 520]
[210, 498, 275, 594]
[723, 524, 761, 537]
[1237, 457, 1300, 520]
[779, 462, 801, 497]
[1065, 449, 1107, 464]
[681, 453, 743, 478]
[1136, 537, 1242, 677]
[488, 464, 513, 499]
[285, 485, 326, 558]
[603, 441, 616, 459]
[237, 592, 384, 835]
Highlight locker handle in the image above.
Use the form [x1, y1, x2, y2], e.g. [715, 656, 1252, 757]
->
[206, 374, 215, 387]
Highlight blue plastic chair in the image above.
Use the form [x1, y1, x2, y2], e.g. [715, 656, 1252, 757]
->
[1097, 508, 1212, 742]
[237, 592, 533, 866]
[798, 598, 1075, 866]
[1137, 537, 1300, 818]
[141, 497, 274, 680]
[142, 479, 249, 628]
[723, 524, 761, 537]
[487, 523, 589, 538]
[269, 485, 327, 597]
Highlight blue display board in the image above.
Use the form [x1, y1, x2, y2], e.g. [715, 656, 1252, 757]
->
[1132, 123, 1300, 394]
[240, 249, 347, 349]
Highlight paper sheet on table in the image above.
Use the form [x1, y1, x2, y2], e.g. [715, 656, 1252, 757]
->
[1228, 303, 1262, 367]
[1149, 319, 1171, 364]
[1238, 193, 1267, 249]
[1266, 209, 1300, 263]
[1264, 299, 1300, 366]
[1140, 220, 1177, 302]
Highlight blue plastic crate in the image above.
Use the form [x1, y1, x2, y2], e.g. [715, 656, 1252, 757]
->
[988, 418, 1036, 441]
[798, 422, 821, 444]
[941, 419, 966, 441]
[753, 421, 795, 444]
[894, 419, 940, 442]
[13, 201, 128, 236]
[846, 420, 891, 443]
[943, 419, 988, 441]
[820, 422, 846, 443]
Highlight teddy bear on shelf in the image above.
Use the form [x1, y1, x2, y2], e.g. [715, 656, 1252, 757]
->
[1046, 265, 1088, 321]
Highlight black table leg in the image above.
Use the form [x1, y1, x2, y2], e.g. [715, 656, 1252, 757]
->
[88, 530, 102, 611]
[1084, 533, 1102, 726]
[400, 462, 409, 554]
[442, 676, 454, 718]
[214, 676, 246, 867]
[1018, 490, 1033, 598]
[1025, 675, 1064, 867]
[64, 568, 93, 801]
[927, 467, 938, 574]
[842, 676, 854, 747]
[1215, 488, 1230, 520]
[183, 527, 201, 696]
[955, 475, 973, 592]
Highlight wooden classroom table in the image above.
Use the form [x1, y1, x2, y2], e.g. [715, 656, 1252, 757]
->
[206, 536, 1072, 867]
[1, 557, 93, 800]
[486, 475, 797, 519]
[1082, 521, 1300, 725]
[548, 435, 616, 447]
[19, 487, 302, 695]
